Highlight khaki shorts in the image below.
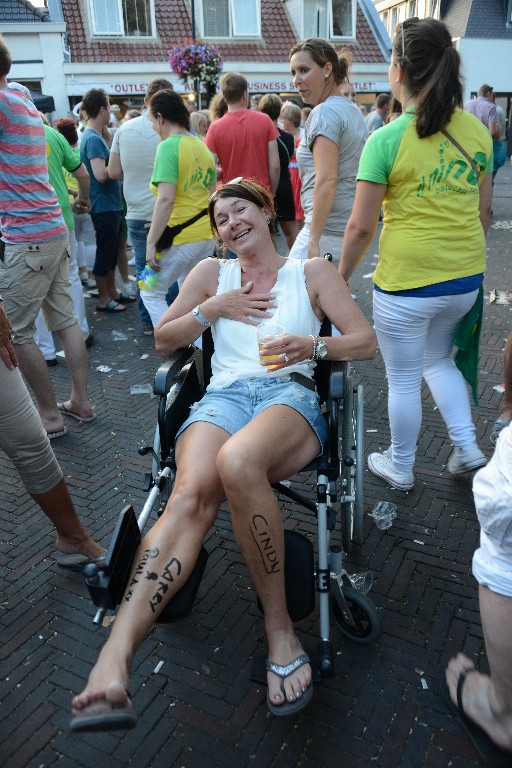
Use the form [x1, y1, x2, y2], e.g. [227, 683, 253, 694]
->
[0, 235, 76, 344]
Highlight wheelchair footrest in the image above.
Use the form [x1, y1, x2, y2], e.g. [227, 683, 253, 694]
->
[256, 530, 315, 622]
[85, 505, 141, 611]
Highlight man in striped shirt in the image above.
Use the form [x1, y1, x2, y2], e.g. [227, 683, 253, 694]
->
[0, 34, 94, 437]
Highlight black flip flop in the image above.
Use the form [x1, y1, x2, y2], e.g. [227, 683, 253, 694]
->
[440, 672, 512, 766]
[266, 653, 314, 716]
[70, 690, 136, 732]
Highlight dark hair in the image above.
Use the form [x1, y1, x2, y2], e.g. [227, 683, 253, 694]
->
[147, 89, 190, 130]
[375, 93, 391, 109]
[259, 93, 282, 122]
[146, 77, 174, 101]
[208, 178, 276, 238]
[289, 38, 351, 86]
[0, 34, 12, 77]
[81, 88, 109, 119]
[55, 117, 78, 145]
[393, 17, 462, 138]
[220, 72, 248, 103]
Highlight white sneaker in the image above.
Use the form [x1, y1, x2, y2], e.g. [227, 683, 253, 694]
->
[447, 444, 487, 475]
[367, 452, 414, 491]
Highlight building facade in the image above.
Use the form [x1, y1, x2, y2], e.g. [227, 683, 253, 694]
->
[373, 0, 512, 116]
[2, 0, 392, 117]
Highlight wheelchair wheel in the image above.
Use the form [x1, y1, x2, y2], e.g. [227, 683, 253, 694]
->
[340, 380, 364, 552]
[332, 586, 381, 645]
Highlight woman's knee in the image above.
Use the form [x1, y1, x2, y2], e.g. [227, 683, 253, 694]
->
[165, 481, 218, 532]
[216, 440, 263, 490]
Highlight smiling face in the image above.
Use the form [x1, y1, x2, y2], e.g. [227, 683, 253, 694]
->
[212, 196, 271, 254]
[290, 50, 332, 106]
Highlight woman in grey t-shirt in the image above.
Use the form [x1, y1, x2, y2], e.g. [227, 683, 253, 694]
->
[288, 38, 367, 265]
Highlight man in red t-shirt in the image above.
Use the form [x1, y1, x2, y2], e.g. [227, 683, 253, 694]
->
[205, 72, 280, 193]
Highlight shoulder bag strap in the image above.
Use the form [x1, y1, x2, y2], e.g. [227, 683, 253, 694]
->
[440, 128, 480, 179]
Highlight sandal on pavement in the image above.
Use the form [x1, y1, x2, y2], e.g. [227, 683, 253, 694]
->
[266, 653, 313, 716]
[70, 688, 136, 732]
[56, 552, 105, 572]
[96, 299, 126, 313]
[116, 292, 136, 304]
[440, 670, 512, 767]
[490, 418, 511, 446]
[57, 402, 96, 423]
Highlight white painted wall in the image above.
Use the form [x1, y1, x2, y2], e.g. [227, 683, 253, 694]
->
[3, 24, 69, 115]
[455, 38, 512, 101]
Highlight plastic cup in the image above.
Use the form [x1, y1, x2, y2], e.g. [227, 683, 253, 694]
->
[347, 571, 374, 594]
[256, 323, 285, 371]
[371, 501, 397, 530]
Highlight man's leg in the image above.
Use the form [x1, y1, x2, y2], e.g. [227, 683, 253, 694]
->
[91, 211, 125, 309]
[445, 586, 512, 752]
[56, 323, 94, 419]
[32, 478, 104, 560]
[0, 363, 102, 559]
[15, 341, 65, 434]
[126, 219, 153, 329]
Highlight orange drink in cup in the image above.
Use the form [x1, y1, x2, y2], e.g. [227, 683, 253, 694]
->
[257, 323, 285, 371]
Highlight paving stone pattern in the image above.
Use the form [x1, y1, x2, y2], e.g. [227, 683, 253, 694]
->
[1, 167, 511, 767]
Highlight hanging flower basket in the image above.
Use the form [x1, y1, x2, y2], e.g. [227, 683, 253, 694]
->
[168, 39, 223, 87]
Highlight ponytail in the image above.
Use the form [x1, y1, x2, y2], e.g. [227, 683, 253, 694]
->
[393, 18, 462, 138]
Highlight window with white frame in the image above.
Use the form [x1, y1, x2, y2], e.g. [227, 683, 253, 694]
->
[429, 0, 439, 17]
[201, 0, 261, 38]
[408, 0, 417, 17]
[89, 0, 154, 37]
[303, 0, 355, 39]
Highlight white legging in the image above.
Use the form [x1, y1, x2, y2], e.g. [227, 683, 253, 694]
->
[373, 288, 480, 473]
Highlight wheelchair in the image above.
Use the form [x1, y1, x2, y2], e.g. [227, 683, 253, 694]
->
[84, 322, 381, 683]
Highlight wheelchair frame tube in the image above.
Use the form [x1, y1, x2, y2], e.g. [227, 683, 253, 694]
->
[316, 471, 331, 641]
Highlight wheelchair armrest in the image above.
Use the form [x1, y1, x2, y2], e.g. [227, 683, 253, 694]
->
[153, 347, 196, 397]
[329, 360, 349, 401]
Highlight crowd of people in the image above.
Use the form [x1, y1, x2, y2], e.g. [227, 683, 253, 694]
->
[1, 17, 511, 759]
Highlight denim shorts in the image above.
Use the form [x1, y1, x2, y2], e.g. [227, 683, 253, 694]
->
[176, 376, 328, 454]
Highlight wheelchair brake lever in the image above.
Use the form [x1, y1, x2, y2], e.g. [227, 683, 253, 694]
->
[138, 445, 159, 465]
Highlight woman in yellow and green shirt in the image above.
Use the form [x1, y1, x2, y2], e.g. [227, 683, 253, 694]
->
[339, 17, 493, 491]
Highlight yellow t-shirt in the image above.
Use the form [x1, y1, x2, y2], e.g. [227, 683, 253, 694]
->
[357, 108, 493, 291]
[150, 134, 216, 246]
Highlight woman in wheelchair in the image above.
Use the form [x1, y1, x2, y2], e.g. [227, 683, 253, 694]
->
[71, 178, 375, 729]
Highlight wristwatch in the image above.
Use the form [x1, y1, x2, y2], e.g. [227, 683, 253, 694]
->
[192, 305, 211, 328]
[315, 338, 328, 360]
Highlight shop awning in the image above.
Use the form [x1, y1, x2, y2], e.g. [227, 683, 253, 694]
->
[30, 91, 55, 112]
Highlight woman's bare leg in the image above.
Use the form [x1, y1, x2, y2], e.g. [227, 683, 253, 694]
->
[72, 423, 228, 716]
[217, 406, 320, 709]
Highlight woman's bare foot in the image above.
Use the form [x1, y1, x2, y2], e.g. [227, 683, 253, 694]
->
[56, 533, 105, 561]
[446, 653, 512, 752]
[72, 648, 131, 715]
[266, 629, 312, 707]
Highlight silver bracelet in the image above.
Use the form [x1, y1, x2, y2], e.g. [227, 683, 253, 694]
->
[307, 334, 317, 362]
[191, 304, 212, 328]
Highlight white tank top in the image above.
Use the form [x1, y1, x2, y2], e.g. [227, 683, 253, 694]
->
[209, 258, 321, 390]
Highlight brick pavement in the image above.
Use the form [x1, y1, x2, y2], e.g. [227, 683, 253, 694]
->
[0, 165, 511, 767]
